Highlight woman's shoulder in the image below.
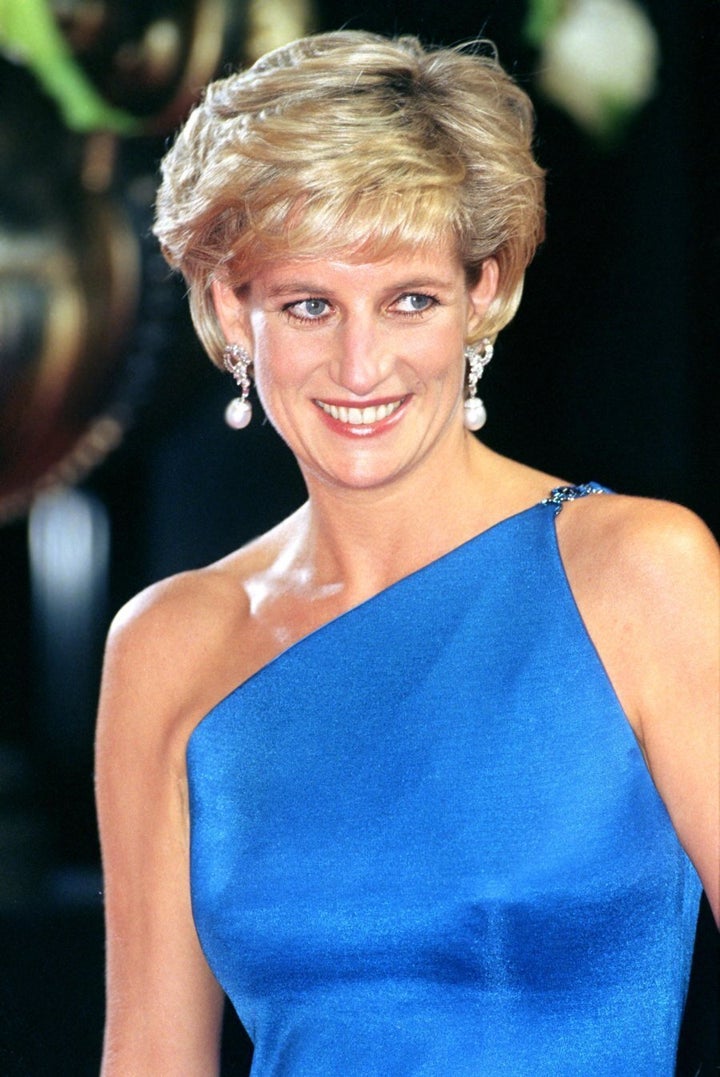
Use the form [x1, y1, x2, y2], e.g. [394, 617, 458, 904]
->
[107, 559, 246, 671]
[556, 487, 718, 736]
[473, 452, 717, 577]
[107, 509, 300, 664]
[556, 487, 718, 591]
[98, 525, 292, 751]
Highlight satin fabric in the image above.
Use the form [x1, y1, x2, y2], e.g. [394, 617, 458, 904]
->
[187, 486, 701, 1074]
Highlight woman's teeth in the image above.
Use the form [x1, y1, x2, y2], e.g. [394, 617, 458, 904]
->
[316, 399, 403, 425]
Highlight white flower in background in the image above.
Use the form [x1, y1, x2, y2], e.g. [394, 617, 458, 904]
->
[535, 0, 660, 141]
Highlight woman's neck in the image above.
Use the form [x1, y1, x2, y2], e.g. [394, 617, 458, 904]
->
[294, 435, 501, 601]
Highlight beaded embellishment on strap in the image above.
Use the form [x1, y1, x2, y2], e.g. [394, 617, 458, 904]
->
[541, 482, 607, 515]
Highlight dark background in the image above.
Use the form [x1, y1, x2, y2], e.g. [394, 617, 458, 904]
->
[0, 1, 717, 1073]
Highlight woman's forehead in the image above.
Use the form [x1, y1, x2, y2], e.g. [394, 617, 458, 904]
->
[235, 231, 463, 282]
[255, 244, 462, 282]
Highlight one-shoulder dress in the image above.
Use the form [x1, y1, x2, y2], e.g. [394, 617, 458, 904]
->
[186, 484, 701, 1075]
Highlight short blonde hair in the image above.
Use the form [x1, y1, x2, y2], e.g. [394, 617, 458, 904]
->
[154, 30, 546, 367]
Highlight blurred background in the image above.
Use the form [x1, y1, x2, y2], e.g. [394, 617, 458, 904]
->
[0, 0, 717, 1073]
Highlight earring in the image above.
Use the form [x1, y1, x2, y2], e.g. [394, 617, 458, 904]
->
[222, 343, 253, 429]
[463, 338, 494, 431]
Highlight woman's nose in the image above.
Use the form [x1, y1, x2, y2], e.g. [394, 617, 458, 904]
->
[331, 320, 393, 397]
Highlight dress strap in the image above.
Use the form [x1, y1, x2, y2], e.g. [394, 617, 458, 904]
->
[541, 482, 608, 516]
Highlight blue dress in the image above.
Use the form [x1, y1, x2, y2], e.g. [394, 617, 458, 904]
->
[187, 484, 701, 1075]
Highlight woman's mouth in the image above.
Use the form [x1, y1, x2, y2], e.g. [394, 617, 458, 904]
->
[314, 397, 406, 427]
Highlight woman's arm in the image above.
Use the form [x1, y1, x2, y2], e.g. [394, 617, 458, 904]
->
[559, 496, 720, 923]
[624, 504, 720, 923]
[96, 585, 226, 1075]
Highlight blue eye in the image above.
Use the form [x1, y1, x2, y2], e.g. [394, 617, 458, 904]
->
[287, 298, 329, 319]
[396, 293, 436, 313]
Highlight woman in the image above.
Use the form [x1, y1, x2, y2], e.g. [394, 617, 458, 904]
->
[95, 30, 719, 1075]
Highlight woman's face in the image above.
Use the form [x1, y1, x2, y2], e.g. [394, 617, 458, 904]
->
[212, 245, 498, 494]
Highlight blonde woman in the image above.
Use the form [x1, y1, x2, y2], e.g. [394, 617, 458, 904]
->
[96, 31, 719, 1075]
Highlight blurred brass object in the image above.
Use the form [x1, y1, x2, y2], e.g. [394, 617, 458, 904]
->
[0, 0, 320, 524]
[52, 0, 246, 135]
[0, 190, 139, 523]
[80, 129, 119, 193]
[50, 0, 317, 134]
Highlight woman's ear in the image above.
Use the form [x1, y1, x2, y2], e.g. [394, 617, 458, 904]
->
[211, 278, 250, 347]
[466, 258, 499, 335]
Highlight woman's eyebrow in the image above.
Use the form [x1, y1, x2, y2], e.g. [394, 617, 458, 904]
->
[263, 280, 328, 298]
[388, 276, 457, 291]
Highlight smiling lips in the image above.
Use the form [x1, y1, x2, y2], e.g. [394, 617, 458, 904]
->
[315, 397, 406, 427]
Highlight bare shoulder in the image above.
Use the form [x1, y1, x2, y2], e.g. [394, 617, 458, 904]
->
[98, 553, 259, 764]
[109, 562, 239, 672]
[556, 490, 718, 601]
[99, 504, 310, 766]
[556, 491, 719, 686]
[553, 489, 719, 732]
[107, 561, 246, 674]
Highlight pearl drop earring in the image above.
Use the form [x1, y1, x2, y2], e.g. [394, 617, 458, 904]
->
[223, 343, 253, 429]
[463, 338, 493, 431]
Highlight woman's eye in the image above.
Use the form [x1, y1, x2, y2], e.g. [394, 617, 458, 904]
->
[395, 293, 436, 314]
[286, 298, 330, 320]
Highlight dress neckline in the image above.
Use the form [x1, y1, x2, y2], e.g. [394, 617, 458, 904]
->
[189, 483, 607, 741]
